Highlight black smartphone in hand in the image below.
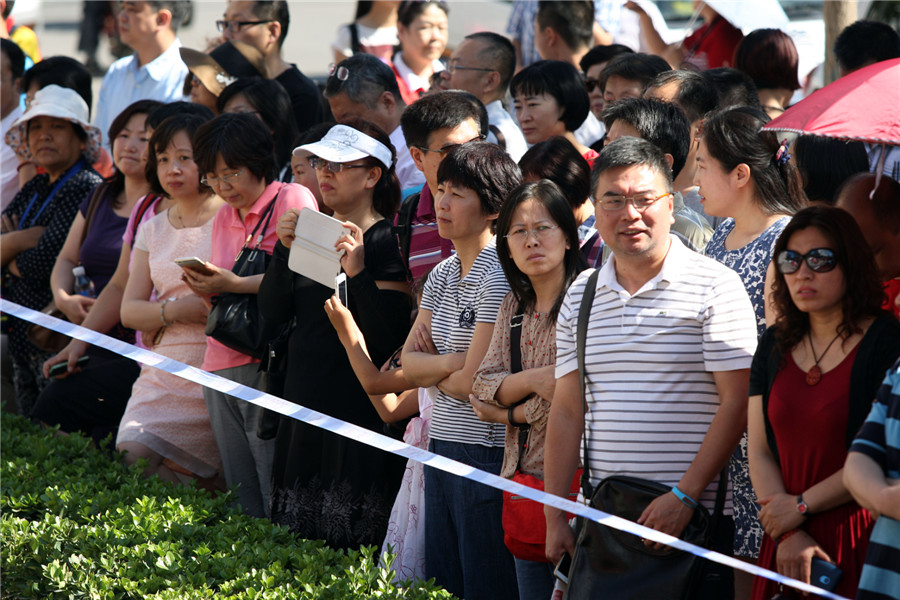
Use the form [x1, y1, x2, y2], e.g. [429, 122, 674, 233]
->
[810, 557, 842, 591]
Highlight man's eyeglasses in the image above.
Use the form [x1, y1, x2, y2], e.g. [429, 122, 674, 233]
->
[776, 248, 837, 275]
[216, 19, 274, 34]
[307, 157, 368, 173]
[446, 62, 495, 76]
[584, 77, 602, 93]
[416, 135, 486, 159]
[596, 192, 671, 212]
[201, 169, 244, 188]
[505, 225, 560, 243]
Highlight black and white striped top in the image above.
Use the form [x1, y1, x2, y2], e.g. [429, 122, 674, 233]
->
[556, 237, 758, 511]
[421, 240, 510, 447]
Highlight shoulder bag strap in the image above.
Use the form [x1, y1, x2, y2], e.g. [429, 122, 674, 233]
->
[488, 124, 506, 151]
[349, 22, 361, 55]
[130, 194, 159, 240]
[577, 269, 601, 499]
[509, 302, 528, 457]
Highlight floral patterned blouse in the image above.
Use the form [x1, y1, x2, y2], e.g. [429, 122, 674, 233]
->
[473, 292, 556, 479]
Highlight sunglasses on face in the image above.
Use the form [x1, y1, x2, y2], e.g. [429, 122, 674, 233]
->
[584, 77, 601, 92]
[776, 248, 837, 274]
[307, 157, 367, 173]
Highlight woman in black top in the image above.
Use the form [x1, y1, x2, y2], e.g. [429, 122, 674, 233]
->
[1, 85, 103, 413]
[260, 119, 413, 549]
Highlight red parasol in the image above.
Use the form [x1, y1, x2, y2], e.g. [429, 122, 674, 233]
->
[762, 57, 900, 146]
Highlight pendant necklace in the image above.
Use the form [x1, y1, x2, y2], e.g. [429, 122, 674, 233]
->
[805, 330, 842, 386]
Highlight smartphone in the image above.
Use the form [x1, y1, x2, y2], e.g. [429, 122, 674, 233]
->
[48, 355, 90, 378]
[335, 273, 348, 306]
[553, 552, 572, 585]
[810, 557, 842, 591]
[174, 256, 215, 276]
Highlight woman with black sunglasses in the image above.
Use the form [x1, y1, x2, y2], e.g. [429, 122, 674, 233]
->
[747, 206, 900, 600]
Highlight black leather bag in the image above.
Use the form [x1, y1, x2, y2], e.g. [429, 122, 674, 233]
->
[205, 196, 285, 359]
[566, 269, 733, 600]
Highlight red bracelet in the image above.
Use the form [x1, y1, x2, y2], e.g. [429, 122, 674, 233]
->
[777, 529, 800, 544]
[16, 161, 32, 172]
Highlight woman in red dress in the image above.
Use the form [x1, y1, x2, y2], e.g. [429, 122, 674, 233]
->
[747, 205, 900, 599]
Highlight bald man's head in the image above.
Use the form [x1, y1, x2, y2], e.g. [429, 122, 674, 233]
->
[836, 173, 900, 278]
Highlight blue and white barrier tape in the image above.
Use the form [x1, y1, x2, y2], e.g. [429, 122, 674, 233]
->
[1, 299, 851, 600]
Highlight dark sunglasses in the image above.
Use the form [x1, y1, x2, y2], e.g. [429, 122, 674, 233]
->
[776, 248, 837, 274]
[584, 77, 601, 92]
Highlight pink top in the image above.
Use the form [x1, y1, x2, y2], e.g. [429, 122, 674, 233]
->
[202, 181, 318, 371]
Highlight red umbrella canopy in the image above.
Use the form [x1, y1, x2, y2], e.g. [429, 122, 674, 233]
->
[763, 57, 900, 146]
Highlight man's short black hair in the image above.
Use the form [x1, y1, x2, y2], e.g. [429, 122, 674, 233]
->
[579, 43, 633, 73]
[193, 112, 278, 185]
[437, 142, 522, 221]
[324, 53, 403, 108]
[599, 53, 671, 95]
[703, 67, 760, 109]
[645, 69, 718, 124]
[1, 39, 26, 80]
[21, 56, 93, 116]
[601, 98, 691, 179]
[834, 20, 900, 73]
[401, 90, 488, 151]
[464, 32, 516, 92]
[536, 1, 594, 52]
[592, 136, 673, 195]
[247, 1, 290, 48]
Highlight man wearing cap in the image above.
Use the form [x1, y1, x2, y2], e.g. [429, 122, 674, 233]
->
[323, 53, 425, 193]
[180, 40, 267, 114]
[95, 1, 190, 148]
[2, 85, 104, 414]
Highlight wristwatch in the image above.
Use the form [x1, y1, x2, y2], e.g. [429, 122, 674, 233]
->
[796, 494, 809, 516]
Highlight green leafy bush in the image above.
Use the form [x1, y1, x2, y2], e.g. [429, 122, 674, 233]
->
[1, 411, 454, 599]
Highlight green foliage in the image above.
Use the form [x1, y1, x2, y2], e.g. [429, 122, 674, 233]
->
[1, 412, 454, 599]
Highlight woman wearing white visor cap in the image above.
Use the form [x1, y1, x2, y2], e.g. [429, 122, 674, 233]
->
[259, 119, 414, 549]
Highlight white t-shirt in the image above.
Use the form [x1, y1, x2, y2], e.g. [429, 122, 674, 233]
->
[421, 240, 510, 447]
[331, 22, 398, 61]
[1, 105, 23, 211]
[556, 236, 758, 510]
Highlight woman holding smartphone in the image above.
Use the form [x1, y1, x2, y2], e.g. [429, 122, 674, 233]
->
[183, 112, 318, 518]
[747, 206, 900, 600]
[118, 113, 224, 488]
[469, 180, 582, 600]
[259, 119, 413, 549]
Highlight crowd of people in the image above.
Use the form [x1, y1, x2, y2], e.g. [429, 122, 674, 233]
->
[2, 1, 900, 600]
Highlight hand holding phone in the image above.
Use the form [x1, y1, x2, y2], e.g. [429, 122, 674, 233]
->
[335, 273, 348, 306]
[810, 557, 842, 591]
[48, 355, 90, 378]
[174, 256, 215, 276]
[553, 552, 572, 585]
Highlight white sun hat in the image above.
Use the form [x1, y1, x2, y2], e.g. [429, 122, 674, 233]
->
[4, 84, 103, 164]
[294, 124, 394, 170]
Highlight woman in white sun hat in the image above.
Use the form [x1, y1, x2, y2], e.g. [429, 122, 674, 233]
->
[1, 84, 103, 414]
[259, 119, 413, 550]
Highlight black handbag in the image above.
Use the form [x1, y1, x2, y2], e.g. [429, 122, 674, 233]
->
[205, 195, 286, 359]
[565, 269, 733, 600]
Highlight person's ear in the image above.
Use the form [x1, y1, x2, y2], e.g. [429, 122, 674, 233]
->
[663, 153, 675, 169]
[364, 165, 382, 190]
[409, 145, 426, 172]
[156, 8, 172, 29]
[482, 70, 501, 97]
[266, 21, 281, 48]
[379, 90, 397, 116]
[733, 163, 751, 189]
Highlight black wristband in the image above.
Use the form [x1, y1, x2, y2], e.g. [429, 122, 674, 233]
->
[508, 405, 527, 428]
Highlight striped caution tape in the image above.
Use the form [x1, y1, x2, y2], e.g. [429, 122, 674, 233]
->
[1, 298, 851, 600]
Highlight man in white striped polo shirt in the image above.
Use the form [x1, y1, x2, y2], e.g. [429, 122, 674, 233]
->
[544, 138, 759, 575]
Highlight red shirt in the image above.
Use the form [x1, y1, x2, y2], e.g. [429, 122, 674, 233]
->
[682, 16, 744, 70]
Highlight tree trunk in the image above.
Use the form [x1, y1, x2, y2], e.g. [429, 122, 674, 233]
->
[824, 0, 858, 84]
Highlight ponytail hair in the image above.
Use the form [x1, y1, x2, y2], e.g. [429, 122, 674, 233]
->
[701, 106, 806, 216]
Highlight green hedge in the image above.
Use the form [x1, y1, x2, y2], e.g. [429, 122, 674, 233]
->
[1, 411, 454, 599]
